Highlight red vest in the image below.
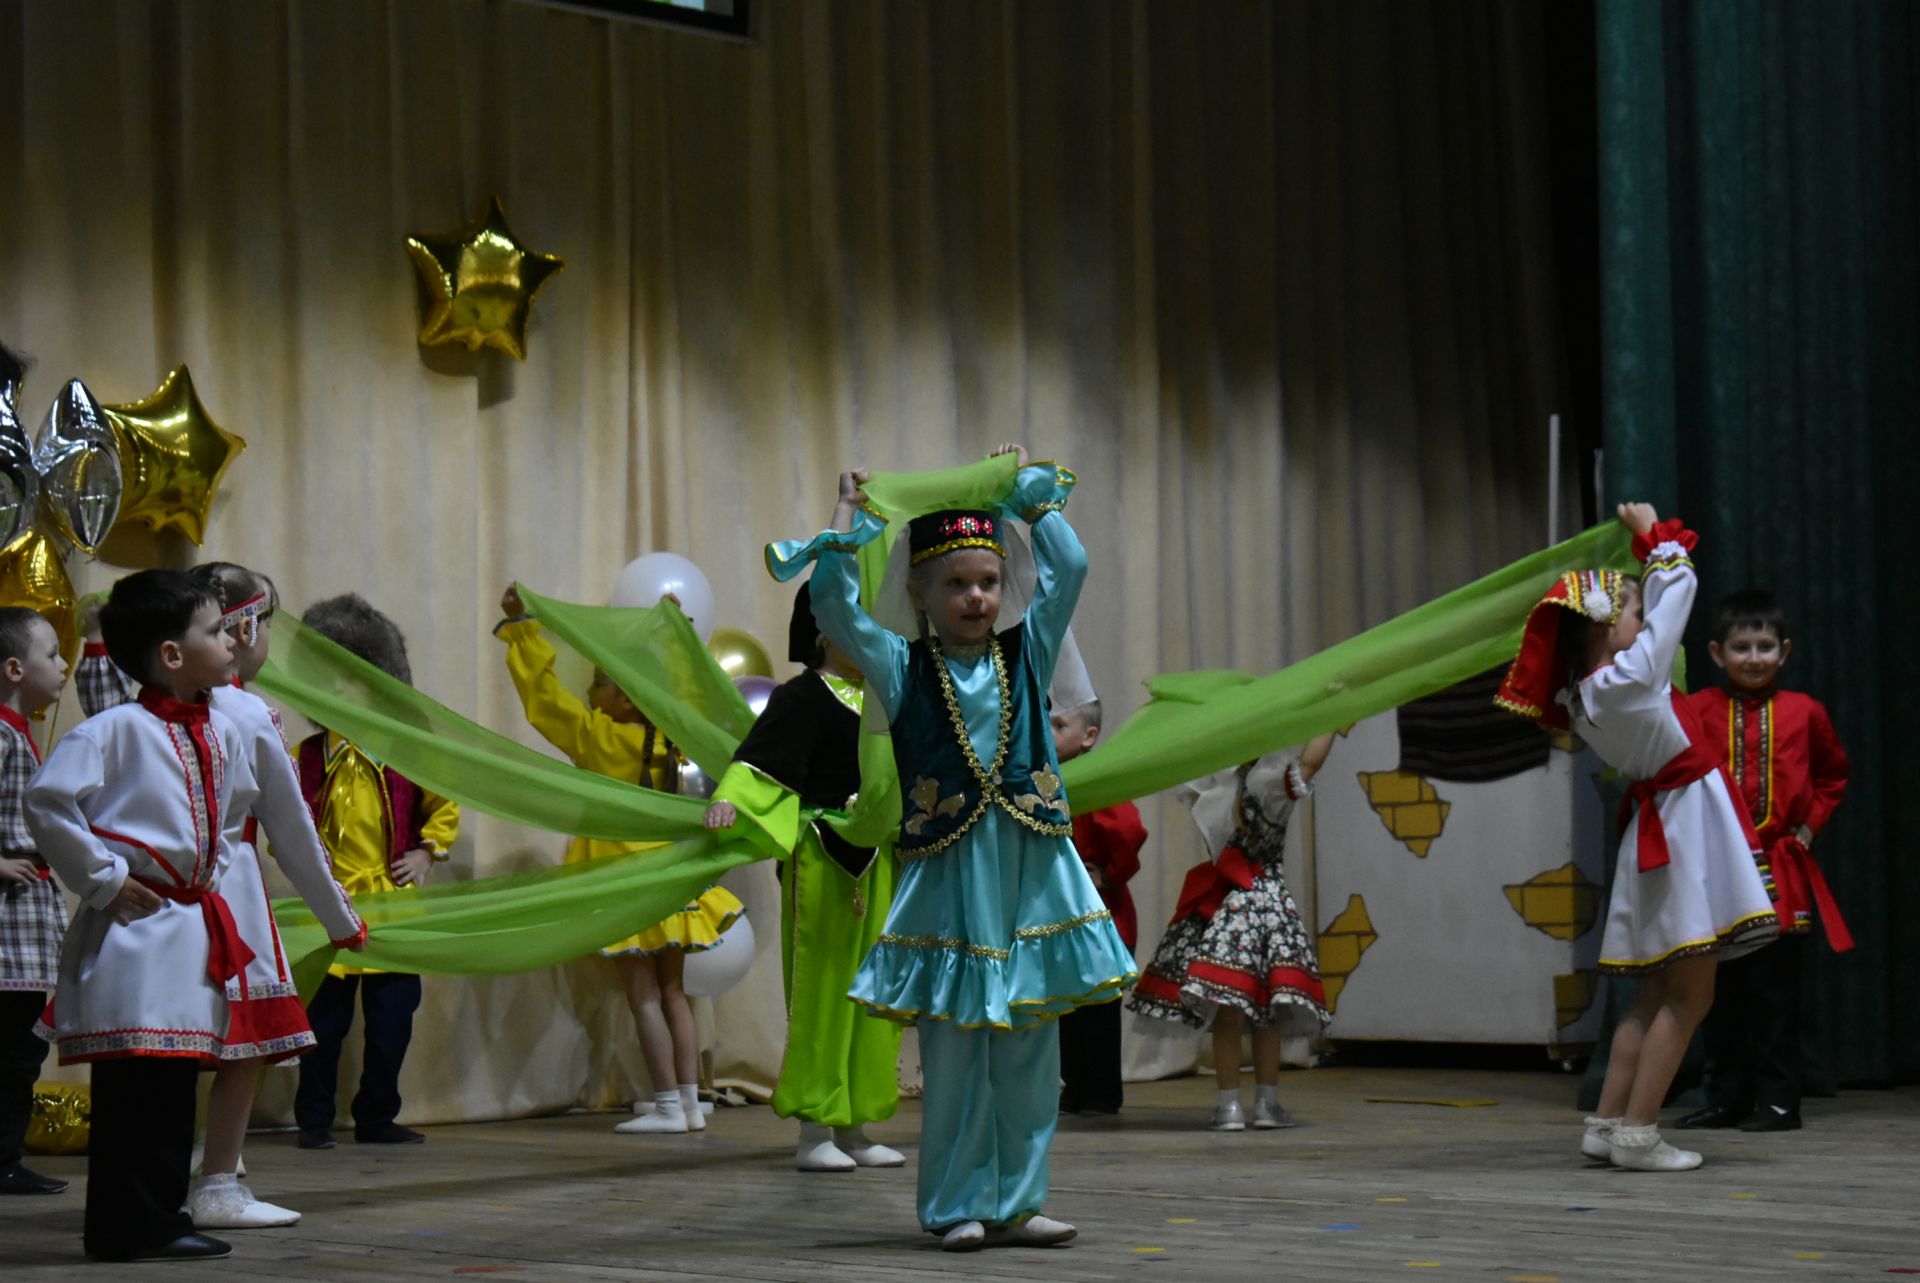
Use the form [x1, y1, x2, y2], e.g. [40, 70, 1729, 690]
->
[297, 733, 425, 874]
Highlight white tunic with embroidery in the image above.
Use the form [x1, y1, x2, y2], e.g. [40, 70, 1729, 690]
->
[27, 696, 361, 1064]
[1566, 548, 1776, 973]
[209, 685, 361, 1019]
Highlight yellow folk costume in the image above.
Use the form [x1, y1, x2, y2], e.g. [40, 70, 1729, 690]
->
[311, 734, 460, 977]
[497, 619, 741, 954]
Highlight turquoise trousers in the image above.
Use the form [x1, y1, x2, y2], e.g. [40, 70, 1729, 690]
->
[915, 1018, 1059, 1230]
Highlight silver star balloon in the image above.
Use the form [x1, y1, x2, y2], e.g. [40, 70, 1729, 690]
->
[0, 343, 38, 551]
[34, 378, 123, 553]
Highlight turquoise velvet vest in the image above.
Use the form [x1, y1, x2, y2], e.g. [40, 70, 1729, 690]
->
[889, 622, 1073, 859]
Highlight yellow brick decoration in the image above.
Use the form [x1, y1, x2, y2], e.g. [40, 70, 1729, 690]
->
[1554, 969, 1597, 1029]
[1317, 893, 1378, 1012]
[1502, 862, 1602, 942]
[1358, 770, 1451, 858]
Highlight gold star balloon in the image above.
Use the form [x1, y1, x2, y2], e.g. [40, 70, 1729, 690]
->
[102, 365, 247, 546]
[0, 529, 79, 672]
[405, 195, 564, 361]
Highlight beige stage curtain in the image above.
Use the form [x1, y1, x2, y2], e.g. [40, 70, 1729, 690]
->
[2, 0, 1570, 1123]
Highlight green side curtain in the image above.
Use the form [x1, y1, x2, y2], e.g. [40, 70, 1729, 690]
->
[1598, 0, 1920, 1083]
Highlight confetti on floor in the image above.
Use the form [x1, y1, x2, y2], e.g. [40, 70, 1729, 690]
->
[1406, 1263, 1442, 1269]
[1132, 1247, 1165, 1255]
[1363, 1096, 1500, 1108]
[1378, 1196, 1409, 1203]
[1566, 1207, 1596, 1213]
[1322, 1224, 1361, 1231]
[1167, 1217, 1198, 1224]
[1731, 1193, 1758, 1200]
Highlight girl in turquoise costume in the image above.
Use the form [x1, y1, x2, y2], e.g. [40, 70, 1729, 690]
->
[778, 444, 1136, 1252]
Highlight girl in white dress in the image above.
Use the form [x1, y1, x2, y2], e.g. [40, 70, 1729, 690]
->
[1496, 503, 1776, 1172]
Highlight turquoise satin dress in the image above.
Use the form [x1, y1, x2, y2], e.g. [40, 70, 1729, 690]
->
[805, 468, 1136, 1230]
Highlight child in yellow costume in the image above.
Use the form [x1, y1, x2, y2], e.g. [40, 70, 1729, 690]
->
[497, 586, 741, 1135]
[292, 593, 458, 1150]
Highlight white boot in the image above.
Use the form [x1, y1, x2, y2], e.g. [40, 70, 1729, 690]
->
[941, 1220, 987, 1252]
[1608, 1123, 1702, 1171]
[795, 1122, 856, 1172]
[615, 1092, 688, 1134]
[992, 1213, 1077, 1246]
[1209, 1091, 1246, 1132]
[834, 1126, 905, 1167]
[678, 1085, 706, 1133]
[1582, 1115, 1621, 1161]
[188, 1172, 301, 1229]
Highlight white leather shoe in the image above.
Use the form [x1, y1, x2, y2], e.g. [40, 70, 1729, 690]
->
[941, 1221, 987, 1252]
[1252, 1098, 1296, 1130]
[796, 1124, 856, 1172]
[1582, 1115, 1620, 1161]
[1209, 1099, 1246, 1132]
[993, 1214, 1077, 1246]
[615, 1102, 688, 1134]
[834, 1127, 905, 1167]
[1608, 1124, 1702, 1171]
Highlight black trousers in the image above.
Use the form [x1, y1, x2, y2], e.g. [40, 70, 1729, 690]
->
[0, 990, 51, 1169]
[295, 972, 421, 1132]
[1058, 995, 1124, 1112]
[84, 1057, 198, 1259]
[1702, 934, 1807, 1114]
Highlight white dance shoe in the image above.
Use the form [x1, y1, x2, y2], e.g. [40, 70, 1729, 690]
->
[834, 1127, 905, 1167]
[992, 1214, 1077, 1246]
[1582, 1115, 1620, 1161]
[941, 1221, 988, 1252]
[188, 1175, 300, 1229]
[795, 1123, 857, 1172]
[1607, 1123, 1703, 1171]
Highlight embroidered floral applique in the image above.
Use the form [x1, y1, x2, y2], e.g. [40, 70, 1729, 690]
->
[904, 774, 967, 836]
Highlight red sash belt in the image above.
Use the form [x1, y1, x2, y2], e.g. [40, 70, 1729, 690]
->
[140, 878, 258, 996]
[1766, 835, 1854, 953]
[1617, 739, 1726, 872]
[1173, 845, 1259, 922]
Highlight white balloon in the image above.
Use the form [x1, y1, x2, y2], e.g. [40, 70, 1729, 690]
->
[682, 914, 755, 998]
[610, 552, 715, 639]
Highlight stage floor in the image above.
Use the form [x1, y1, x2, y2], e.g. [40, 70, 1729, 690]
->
[6, 1066, 1918, 1281]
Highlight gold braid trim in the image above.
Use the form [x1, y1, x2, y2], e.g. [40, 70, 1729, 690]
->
[877, 908, 1118, 961]
[1014, 908, 1112, 940]
[877, 932, 1011, 962]
[910, 536, 1006, 566]
[896, 635, 1071, 860]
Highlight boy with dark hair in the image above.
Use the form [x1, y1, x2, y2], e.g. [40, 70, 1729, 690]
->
[293, 593, 459, 1149]
[0, 607, 69, 1197]
[1050, 698, 1146, 1116]
[28, 569, 364, 1261]
[1680, 588, 1850, 1133]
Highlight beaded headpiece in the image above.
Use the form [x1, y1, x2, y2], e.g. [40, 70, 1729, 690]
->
[908, 510, 1005, 566]
[221, 590, 270, 647]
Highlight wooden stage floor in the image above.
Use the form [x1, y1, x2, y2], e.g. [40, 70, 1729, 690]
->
[5, 1066, 1917, 1281]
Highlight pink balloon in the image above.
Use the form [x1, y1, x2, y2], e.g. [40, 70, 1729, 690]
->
[734, 674, 777, 717]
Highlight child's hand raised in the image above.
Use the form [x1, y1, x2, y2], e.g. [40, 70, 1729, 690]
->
[990, 443, 1030, 468]
[1616, 502, 1658, 535]
[838, 468, 870, 506]
[500, 585, 526, 619]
